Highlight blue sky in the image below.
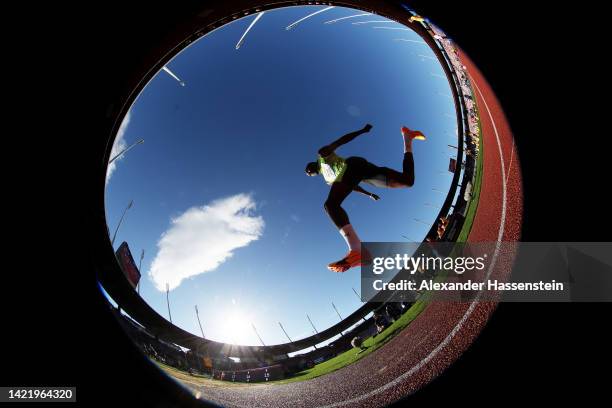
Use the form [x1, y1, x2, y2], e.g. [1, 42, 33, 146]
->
[104, 6, 457, 349]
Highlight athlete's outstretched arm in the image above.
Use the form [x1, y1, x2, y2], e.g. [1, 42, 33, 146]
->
[354, 185, 380, 201]
[318, 124, 373, 156]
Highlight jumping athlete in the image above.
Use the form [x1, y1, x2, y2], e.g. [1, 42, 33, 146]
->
[305, 124, 426, 272]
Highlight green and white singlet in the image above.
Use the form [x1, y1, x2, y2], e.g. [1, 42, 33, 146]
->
[318, 153, 348, 185]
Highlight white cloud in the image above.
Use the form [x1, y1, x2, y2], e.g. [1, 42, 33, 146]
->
[149, 193, 265, 291]
[106, 111, 131, 184]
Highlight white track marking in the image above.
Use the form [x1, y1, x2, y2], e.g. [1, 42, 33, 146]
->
[506, 142, 515, 185]
[473, 77, 508, 236]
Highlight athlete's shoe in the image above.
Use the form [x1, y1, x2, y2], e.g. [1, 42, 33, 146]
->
[328, 249, 372, 273]
[401, 126, 426, 141]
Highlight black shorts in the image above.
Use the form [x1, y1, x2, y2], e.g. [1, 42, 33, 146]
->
[342, 157, 388, 188]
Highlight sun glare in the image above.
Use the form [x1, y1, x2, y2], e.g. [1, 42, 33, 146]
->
[221, 309, 252, 345]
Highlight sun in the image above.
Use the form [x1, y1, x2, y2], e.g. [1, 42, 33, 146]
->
[220, 309, 252, 345]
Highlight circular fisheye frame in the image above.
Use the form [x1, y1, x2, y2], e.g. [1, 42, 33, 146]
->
[97, 2, 522, 407]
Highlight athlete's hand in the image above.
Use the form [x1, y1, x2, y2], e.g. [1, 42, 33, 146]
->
[363, 124, 373, 133]
[370, 193, 380, 201]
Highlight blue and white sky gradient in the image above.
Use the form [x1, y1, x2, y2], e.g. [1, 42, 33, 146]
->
[104, 6, 457, 348]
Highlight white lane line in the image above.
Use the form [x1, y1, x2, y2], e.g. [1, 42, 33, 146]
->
[472, 77, 507, 242]
[316, 75, 509, 408]
[506, 142, 515, 185]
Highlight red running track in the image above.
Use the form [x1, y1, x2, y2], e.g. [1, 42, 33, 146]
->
[180, 50, 523, 408]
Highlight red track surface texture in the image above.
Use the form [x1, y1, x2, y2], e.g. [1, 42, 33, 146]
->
[182, 50, 523, 408]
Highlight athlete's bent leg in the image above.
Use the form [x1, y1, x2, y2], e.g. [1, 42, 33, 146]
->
[382, 126, 425, 188]
[324, 182, 352, 229]
[324, 182, 370, 272]
[382, 152, 415, 188]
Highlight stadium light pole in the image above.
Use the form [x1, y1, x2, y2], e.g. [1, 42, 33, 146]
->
[235, 12, 264, 50]
[306, 315, 318, 349]
[394, 38, 427, 45]
[331, 303, 345, 336]
[351, 289, 369, 321]
[306, 315, 318, 334]
[351, 20, 396, 25]
[161, 66, 186, 87]
[331, 302, 343, 320]
[109, 138, 144, 164]
[420, 54, 438, 62]
[137, 249, 144, 295]
[166, 283, 173, 323]
[110, 199, 133, 246]
[286, 6, 335, 30]
[195, 305, 205, 338]
[372, 26, 411, 31]
[278, 322, 293, 343]
[252, 323, 266, 346]
[324, 12, 371, 24]
[413, 218, 430, 227]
